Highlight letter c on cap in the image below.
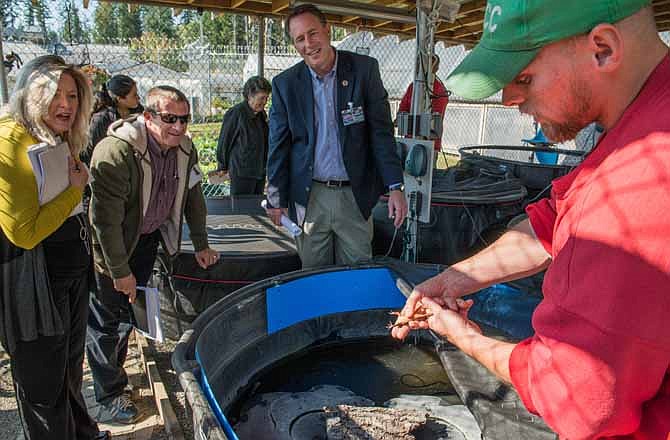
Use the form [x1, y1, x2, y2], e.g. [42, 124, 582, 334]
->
[484, 5, 502, 33]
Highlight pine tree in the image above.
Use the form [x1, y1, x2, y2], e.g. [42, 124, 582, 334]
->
[117, 4, 142, 41]
[267, 18, 289, 48]
[180, 9, 197, 26]
[61, 0, 89, 44]
[36, 0, 51, 45]
[93, 2, 118, 43]
[0, 0, 19, 30]
[233, 14, 248, 47]
[142, 6, 176, 39]
[23, 0, 35, 28]
[23, 0, 51, 45]
[206, 12, 234, 48]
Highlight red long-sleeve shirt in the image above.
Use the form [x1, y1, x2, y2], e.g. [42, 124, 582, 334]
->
[397, 79, 449, 151]
[511, 55, 670, 440]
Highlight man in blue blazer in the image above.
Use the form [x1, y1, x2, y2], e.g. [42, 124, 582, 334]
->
[266, 4, 407, 269]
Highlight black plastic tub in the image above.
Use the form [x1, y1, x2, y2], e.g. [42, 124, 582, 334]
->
[172, 259, 556, 440]
[458, 145, 584, 191]
[154, 195, 301, 338]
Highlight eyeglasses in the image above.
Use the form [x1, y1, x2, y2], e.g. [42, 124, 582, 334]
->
[149, 110, 191, 124]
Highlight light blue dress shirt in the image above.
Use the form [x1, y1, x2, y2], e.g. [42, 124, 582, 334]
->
[309, 52, 349, 181]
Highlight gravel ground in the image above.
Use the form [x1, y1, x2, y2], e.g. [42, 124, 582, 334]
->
[147, 339, 195, 440]
[0, 351, 22, 440]
[0, 341, 188, 440]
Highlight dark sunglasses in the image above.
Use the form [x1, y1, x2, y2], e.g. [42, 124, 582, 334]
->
[149, 110, 191, 124]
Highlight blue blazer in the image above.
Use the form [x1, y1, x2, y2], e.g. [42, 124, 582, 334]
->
[267, 50, 403, 224]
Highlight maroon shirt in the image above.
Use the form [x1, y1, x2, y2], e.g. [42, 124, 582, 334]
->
[141, 134, 179, 234]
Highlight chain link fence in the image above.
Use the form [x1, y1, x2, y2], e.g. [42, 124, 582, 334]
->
[6, 1, 669, 167]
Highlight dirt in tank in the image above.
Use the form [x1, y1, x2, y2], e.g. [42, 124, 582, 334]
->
[231, 337, 480, 440]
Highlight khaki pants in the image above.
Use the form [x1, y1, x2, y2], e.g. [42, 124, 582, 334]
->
[296, 181, 373, 269]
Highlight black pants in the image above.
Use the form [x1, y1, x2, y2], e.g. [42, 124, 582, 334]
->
[86, 231, 159, 404]
[11, 217, 100, 440]
[230, 171, 265, 196]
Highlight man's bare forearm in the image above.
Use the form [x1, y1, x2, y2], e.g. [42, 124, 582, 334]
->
[452, 326, 516, 383]
[440, 218, 551, 298]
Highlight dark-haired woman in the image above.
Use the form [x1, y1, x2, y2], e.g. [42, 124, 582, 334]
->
[81, 74, 141, 165]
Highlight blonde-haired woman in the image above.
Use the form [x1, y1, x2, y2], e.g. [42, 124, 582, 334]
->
[0, 55, 109, 440]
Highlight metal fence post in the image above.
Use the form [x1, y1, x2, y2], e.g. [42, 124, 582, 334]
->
[0, 21, 9, 105]
[478, 104, 489, 144]
[207, 49, 212, 120]
[258, 16, 265, 77]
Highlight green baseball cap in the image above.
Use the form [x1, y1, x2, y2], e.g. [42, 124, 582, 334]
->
[445, 0, 650, 100]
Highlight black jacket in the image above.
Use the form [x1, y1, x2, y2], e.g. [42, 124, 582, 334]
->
[216, 100, 269, 180]
[267, 50, 403, 224]
[81, 107, 119, 166]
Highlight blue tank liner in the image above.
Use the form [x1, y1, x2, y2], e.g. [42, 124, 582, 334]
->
[466, 283, 541, 340]
[266, 267, 407, 334]
[195, 349, 240, 440]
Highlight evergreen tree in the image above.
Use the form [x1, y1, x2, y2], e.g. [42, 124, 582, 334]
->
[176, 9, 205, 46]
[207, 12, 234, 48]
[61, 0, 88, 44]
[117, 4, 142, 41]
[177, 10, 233, 49]
[129, 31, 187, 72]
[232, 14, 249, 47]
[180, 9, 197, 26]
[35, 0, 51, 45]
[0, 0, 19, 30]
[265, 18, 281, 47]
[23, 0, 35, 28]
[93, 1, 118, 43]
[23, 0, 51, 45]
[142, 6, 176, 39]
[332, 26, 349, 41]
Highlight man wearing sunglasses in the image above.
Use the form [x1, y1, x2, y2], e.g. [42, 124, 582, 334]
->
[86, 85, 218, 424]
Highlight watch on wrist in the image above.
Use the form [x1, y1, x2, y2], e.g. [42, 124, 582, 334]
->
[388, 183, 404, 192]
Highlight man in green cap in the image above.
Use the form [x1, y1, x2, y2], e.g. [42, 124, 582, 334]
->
[393, 1, 670, 438]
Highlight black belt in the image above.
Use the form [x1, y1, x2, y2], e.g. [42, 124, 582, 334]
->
[313, 179, 351, 187]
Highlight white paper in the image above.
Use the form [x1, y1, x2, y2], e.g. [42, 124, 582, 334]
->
[136, 286, 164, 343]
[208, 172, 227, 185]
[260, 200, 302, 237]
[27, 141, 88, 216]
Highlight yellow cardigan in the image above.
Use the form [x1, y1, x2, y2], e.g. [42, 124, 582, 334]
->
[0, 117, 83, 249]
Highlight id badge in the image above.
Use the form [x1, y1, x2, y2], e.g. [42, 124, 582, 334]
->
[341, 103, 365, 126]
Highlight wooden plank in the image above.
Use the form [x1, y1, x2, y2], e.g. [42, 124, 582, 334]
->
[147, 361, 185, 440]
[271, 0, 290, 13]
[654, 2, 670, 15]
[371, 19, 393, 28]
[435, 11, 484, 34]
[342, 15, 362, 23]
[457, 0, 486, 15]
[135, 333, 185, 440]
